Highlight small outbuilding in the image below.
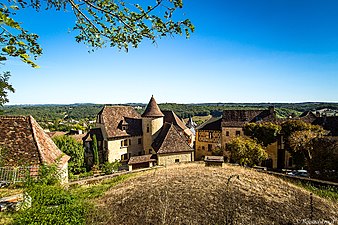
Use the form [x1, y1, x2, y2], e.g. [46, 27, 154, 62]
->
[128, 154, 157, 171]
[204, 156, 224, 167]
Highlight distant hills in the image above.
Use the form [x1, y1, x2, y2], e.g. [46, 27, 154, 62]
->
[2, 102, 338, 122]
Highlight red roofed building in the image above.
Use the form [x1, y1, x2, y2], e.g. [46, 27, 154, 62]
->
[84, 96, 194, 169]
[0, 116, 70, 182]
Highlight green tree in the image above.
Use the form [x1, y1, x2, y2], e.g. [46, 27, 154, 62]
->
[310, 137, 338, 182]
[281, 120, 325, 168]
[243, 122, 281, 147]
[92, 134, 99, 167]
[226, 137, 268, 167]
[1, 0, 194, 68]
[0, 71, 14, 107]
[289, 129, 325, 174]
[52, 135, 85, 174]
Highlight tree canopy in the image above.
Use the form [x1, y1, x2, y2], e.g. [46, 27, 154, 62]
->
[226, 137, 268, 167]
[52, 135, 85, 174]
[243, 122, 281, 147]
[0, 71, 14, 107]
[1, 0, 194, 68]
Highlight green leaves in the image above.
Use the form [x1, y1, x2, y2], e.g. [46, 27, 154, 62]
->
[0, 5, 42, 68]
[70, 0, 194, 51]
[0, 71, 15, 106]
[226, 137, 268, 167]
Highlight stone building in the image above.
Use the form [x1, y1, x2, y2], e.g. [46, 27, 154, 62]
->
[0, 116, 70, 183]
[195, 107, 292, 169]
[84, 96, 194, 169]
[195, 117, 222, 160]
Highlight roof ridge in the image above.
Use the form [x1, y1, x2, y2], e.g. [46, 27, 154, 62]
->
[28, 116, 43, 164]
[0, 115, 28, 120]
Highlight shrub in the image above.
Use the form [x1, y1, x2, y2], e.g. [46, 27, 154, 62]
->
[101, 161, 121, 175]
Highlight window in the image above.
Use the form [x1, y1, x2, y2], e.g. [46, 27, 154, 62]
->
[209, 132, 213, 139]
[226, 131, 230, 136]
[121, 139, 128, 147]
[202, 146, 205, 150]
[236, 130, 241, 136]
[121, 153, 128, 160]
[175, 159, 180, 163]
[138, 138, 142, 144]
[147, 125, 150, 133]
[208, 144, 212, 152]
[149, 149, 152, 154]
[129, 139, 131, 145]
[138, 151, 142, 156]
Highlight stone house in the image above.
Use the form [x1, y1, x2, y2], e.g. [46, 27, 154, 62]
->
[195, 107, 292, 169]
[195, 117, 222, 160]
[84, 96, 194, 169]
[152, 123, 194, 166]
[0, 116, 70, 183]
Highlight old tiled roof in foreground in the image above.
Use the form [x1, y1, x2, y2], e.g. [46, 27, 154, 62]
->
[152, 123, 193, 154]
[141, 96, 164, 117]
[97, 106, 142, 138]
[0, 116, 70, 167]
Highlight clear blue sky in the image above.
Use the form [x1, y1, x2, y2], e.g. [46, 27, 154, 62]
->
[4, 0, 338, 104]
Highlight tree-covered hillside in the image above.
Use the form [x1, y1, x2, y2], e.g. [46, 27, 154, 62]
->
[2, 102, 338, 121]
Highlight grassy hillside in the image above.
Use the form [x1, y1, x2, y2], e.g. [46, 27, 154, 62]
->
[87, 164, 338, 225]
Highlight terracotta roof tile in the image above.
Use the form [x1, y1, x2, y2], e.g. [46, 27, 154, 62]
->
[0, 116, 69, 167]
[141, 96, 164, 117]
[83, 128, 104, 142]
[97, 106, 142, 138]
[128, 154, 157, 165]
[152, 123, 193, 154]
[222, 108, 276, 127]
[197, 117, 222, 131]
[162, 110, 193, 136]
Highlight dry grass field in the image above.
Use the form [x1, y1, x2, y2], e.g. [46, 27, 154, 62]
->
[87, 163, 338, 225]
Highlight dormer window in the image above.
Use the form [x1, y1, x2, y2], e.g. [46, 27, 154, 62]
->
[122, 125, 128, 131]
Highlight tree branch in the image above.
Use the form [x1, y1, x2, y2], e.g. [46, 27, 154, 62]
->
[68, 0, 100, 33]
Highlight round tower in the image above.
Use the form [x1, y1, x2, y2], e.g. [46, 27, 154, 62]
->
[142, 96, 164, 154]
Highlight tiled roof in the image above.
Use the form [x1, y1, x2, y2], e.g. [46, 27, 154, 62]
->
[0, 116, 70, 167]
[47, 131, 67, 138]
[204, 156, 224, 163]
[222, 108, 276, 127]
[97, 106, 142, 138]
[299, 111, 318, 123]
[141, 96, 164, 117]
[197, 117, 222, 131]
[152, 123, 193, 154]
[162, 110, 193, 136]
[68, 134, 86, 143]
[83, 128, 104, 142]
[128, 154, 157, 165]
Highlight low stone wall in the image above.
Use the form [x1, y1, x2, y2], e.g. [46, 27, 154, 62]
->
[68, 166, 163, 187]
[255, 169, 338, 188]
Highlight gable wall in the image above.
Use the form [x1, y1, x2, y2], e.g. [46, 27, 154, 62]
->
[158, 152, 193, 166]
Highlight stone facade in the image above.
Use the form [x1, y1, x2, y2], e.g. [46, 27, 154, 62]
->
[195, 130, 222, 160]
[85, 96, 194, 169]
[158, 152, 193, 166]
[142, 117, 163, 154]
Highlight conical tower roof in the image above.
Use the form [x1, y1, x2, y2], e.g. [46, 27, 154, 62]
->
[142, 95, 164, 117]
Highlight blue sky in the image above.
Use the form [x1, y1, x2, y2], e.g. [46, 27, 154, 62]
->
[4, 0, 338, 104]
